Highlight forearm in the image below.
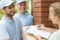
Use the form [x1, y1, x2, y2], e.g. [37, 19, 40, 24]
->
[40, 27, 57, 32]
[33, 34, 41, 40]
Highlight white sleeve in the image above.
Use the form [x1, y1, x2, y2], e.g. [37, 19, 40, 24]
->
[0, 24, 10, 40]
[48, 30, 60, 40]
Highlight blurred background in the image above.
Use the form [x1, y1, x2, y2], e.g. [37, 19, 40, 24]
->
[0, 0, 32, 19]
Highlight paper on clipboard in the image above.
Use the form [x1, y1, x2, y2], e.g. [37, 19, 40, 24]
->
[26, 26, 52, 39]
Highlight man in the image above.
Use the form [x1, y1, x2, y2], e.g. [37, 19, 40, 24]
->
[14, 0, 33, 26]
[0, 0, 22, 40]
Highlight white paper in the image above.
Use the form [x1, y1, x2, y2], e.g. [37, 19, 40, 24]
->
[38, 30, 52, 39]
[26, 26, 52, 39]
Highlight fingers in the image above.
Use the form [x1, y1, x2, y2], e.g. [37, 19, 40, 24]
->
[33, 35, 41, 40]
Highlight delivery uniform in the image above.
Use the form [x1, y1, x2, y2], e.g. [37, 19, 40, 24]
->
[14, 12, 33, 26]
[0, 16, 22, 40]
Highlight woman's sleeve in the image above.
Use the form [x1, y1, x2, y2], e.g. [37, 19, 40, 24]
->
[48, 30, 60, 40]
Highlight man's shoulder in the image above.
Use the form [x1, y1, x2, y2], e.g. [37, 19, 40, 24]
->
[13, 13, 18, 18]
[25, 13, 33, 18]
[13, 13, 19, 20]
[54, 30, 60, 35]
[50, 30, 60, 37]
[0, 20, 5, 25]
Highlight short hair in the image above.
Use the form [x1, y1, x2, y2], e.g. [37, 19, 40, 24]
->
[49, 2, 60, 17]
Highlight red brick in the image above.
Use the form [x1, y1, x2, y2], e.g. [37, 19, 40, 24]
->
[32, 0, 60, 28]
[41, 13, 49, 17]
[41, 8, 48, 10]
[33, 8, 41, 12]
[41, 8, 49, 12]
[32, 0, 41, 3]
[33, 19, 41, 22]
[33, 3, 41, 7]
[41, 3, 49, 7]
[33, 22, 40, 25]
[33, 13, 41, 16]
[33, 17, 41, 22]
[41, 0, 55, 2]
[41, 18, 48, 21]
[56, 0, 60, 2]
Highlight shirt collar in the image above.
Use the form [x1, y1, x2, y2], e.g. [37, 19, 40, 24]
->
[2, 16, 14, 23]
[17, 12, 27, 17]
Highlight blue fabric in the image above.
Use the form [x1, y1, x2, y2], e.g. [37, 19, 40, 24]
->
[0, 22, 9, 40]
[0, 16, 22, 40]
[14, 12, 33, 26]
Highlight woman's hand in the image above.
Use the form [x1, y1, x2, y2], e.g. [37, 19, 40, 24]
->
[33, 34, 41, 40]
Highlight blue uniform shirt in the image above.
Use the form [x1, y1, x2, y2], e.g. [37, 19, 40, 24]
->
[0, 16, 22, 40]
[0, 22, 9, 40]
[14, 12, 33, 26]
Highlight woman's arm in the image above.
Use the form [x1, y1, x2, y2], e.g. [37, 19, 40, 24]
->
[37, 24, 57, 32]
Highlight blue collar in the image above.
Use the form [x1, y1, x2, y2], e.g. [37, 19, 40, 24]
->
[17, 12, 28, 17]
[2, 16, 14, 23]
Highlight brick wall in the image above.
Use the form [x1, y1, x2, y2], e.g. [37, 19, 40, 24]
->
[32, 0, 60, 28]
